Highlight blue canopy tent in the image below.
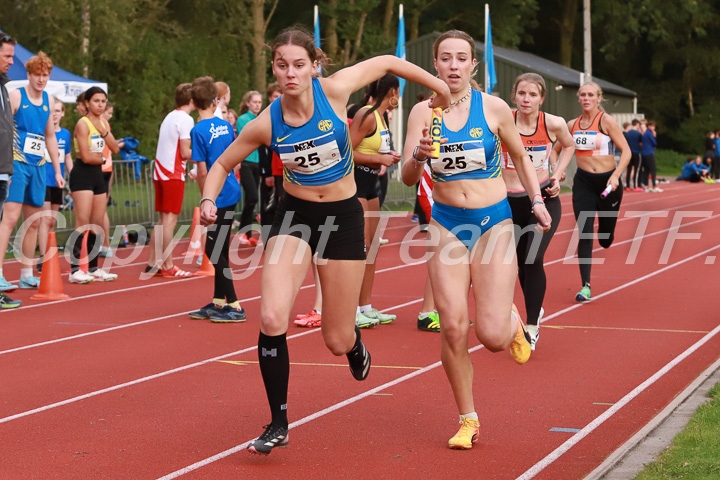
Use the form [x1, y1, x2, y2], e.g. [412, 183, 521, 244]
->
[3, 32, 107, 103]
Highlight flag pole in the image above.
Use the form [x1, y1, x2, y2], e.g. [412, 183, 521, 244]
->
[484, 4, 489, 93]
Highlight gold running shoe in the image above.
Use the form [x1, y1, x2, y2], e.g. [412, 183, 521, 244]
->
[448, 417, 480, 449]
[509, 304, 532, 365]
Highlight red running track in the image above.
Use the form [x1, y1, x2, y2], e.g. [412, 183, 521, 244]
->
[0, 181, 718, 479]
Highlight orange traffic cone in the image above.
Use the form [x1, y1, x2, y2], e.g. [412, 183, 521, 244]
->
[79, 231, 89, 273]
[196, 246, 215, 277]
[184, 207, 203, 258]
[32, 232, 70, 301]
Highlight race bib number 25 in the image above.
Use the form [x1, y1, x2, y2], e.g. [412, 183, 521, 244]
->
[278, 132, 342, 175]
[23, 133, 45, 156]
[430, 141, 487, 176]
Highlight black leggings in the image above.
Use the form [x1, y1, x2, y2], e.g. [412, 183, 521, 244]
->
[508, 188, 562, 326]
[572, 168, 623, 287]
[626, 153, 641, 189]
[206, 205, 237, 303]
[239, 161, 260, 235]
[641, 154, 657, 188]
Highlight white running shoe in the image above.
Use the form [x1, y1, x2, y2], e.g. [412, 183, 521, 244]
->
[90, 269, 118, 282]
[69, 270, 94, 284]
[379, 238, 389, 245]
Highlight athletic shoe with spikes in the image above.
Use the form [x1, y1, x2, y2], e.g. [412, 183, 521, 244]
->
[417, 312, 440, 332]
[347, 326, 371, 381]
[361, 308, 395, 324]
[355, 311, 378, 329]
[448, 417, 480, 449]
[247, 423, 289, 455]
[294, 310, 321, 328]
[509, 304, 532, 365]
[576, 284, 591, 302]
[528, 307, 544, 351]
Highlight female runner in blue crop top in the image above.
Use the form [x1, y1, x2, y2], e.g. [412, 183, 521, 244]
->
[199, 26, 451, 455]
[401, 30, 551, 451]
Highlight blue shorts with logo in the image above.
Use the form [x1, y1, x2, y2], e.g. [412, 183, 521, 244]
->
[432, 197, 512, 250]
[7, 161, 47, 207]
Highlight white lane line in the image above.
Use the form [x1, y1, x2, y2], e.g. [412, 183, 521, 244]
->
[553, 196, 719, 235]
[0, 260, 423, 355]
[5, 210, 719, 355]
[0, 328, 316, 427]
[517, 326, 720, 479]
[155, 244, 720, 479]
[546, 213, 720, 266]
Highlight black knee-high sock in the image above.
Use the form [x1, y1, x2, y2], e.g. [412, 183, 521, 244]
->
[87, 231, 99, 272]
[71, 230, 99, 273]
[258, 332, 289, 428]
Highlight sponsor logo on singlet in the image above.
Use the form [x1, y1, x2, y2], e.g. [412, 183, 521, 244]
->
[318, 119, 333, 132]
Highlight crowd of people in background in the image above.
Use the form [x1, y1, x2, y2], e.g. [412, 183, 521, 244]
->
[622, 118, 662, 192]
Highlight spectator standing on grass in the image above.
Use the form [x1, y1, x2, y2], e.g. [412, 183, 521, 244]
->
[227, 109, 238, 130]
[37, 99, 73, 273]
[713, 130, 720, 180]
[350, 74, 401, 328]
[0, 33, 21, 308]
[99, 101, 122, 258]
[702, 131, 715, 173]
[144, 83, 195, 278]
[0, 52, 64, 292]
[641, 121, 660, 192]
[259, 83, 282, 229]
[68, 87, 119, 284]
[214, 81, 231, 120]
[236, 90, 264, 246]
[624, 119, 643, 191]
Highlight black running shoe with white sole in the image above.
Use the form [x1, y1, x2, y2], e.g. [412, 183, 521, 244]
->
[188, 303, 224, 320]
[209, 305, 246, 323]
[347, 326, 371, 381]
[247, 423, 289, 455]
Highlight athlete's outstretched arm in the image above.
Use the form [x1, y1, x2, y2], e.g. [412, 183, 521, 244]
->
[323, 56, 451, 112]
[200, 111, 271, 224]
[401, 101, 433, 186]
[494, 96, 551, 231]
[547, 113, 575, 195]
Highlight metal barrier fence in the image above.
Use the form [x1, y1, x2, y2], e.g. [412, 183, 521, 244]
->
[11, 160, 418, 247]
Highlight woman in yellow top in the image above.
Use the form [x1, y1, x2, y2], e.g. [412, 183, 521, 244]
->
[69, 87, 120, 283]
[349, 74, 401, 328]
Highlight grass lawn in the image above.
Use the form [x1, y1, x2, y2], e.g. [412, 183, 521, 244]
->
[634, 383, 720, 479]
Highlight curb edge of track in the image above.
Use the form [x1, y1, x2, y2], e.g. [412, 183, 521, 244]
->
[583, 355, 720, 480]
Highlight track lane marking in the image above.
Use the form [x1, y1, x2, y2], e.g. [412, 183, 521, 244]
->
[153, 243, 720, 479]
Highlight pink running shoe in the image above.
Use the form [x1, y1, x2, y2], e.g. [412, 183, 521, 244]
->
[294, 310, 321, 327]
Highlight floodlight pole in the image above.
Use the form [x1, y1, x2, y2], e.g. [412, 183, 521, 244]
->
[583, 0, 591, 82]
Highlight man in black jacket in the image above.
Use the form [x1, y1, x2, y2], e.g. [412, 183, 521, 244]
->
[0, 34, 21, 308]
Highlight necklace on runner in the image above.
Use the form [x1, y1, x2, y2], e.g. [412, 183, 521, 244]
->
[446, 86, 471, 112]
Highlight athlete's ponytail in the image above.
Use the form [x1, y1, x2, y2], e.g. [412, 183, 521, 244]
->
[360, 74, 400, 125]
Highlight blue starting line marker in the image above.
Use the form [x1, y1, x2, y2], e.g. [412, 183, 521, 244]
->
[550, 427, 581, 433]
